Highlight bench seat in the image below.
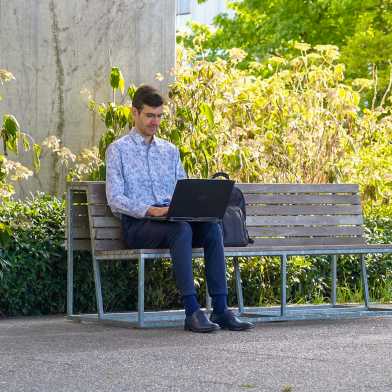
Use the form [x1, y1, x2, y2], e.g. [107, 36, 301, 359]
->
[95, 244, 392, 259]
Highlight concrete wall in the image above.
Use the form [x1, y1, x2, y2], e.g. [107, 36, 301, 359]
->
[0, 0, 175, 196]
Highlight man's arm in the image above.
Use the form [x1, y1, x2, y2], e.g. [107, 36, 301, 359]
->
[106, 143, 150, 218]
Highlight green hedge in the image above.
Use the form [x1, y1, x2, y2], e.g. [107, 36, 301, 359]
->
[0, 193, 391, 317]
[0, 194, 67, 316]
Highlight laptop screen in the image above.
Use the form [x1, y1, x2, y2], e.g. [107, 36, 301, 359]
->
[166, 178, 234, 220]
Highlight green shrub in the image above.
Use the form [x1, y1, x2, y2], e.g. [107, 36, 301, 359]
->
[0, 194, 390, 317]
[50, 46, 391, 214]
[235, 210, 392, 306]
[0, 193, 66, 315]
[0, 194, 183, 316]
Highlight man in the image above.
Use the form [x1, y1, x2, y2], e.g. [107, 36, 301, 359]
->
[106, 85, 254, 333]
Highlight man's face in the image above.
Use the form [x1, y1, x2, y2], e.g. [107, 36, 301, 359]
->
[133, 104, 163, 138]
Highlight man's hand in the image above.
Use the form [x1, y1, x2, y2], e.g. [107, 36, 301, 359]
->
[146, 206, 169, 217]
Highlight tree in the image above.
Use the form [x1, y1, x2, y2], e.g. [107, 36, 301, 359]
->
[179, 0, 392, 96]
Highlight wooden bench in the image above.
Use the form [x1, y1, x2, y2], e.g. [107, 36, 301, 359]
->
[66, 181, 392, 327]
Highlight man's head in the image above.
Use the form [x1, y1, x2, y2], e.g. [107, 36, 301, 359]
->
[132, 85, 164, 140]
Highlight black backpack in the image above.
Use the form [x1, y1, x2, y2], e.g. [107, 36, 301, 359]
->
[211, 172, 253, 247]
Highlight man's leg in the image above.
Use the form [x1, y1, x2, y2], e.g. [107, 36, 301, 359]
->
[192, 222, 255, 331]
[192, 222, 228, 310]
[123, 217, 196, 296]
[122, 216, 219, 332]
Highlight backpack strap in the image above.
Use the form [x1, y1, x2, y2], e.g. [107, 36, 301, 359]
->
[211, 172, 230, 180]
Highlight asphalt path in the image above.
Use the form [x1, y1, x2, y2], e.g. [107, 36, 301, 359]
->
[0, 315, 391, 392]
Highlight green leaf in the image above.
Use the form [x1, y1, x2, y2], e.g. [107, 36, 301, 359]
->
[22, 134, 31, 151]
[105, 105, 114, 128]
[33, 144, 41, 172]
[0, 222, 12, 248]
[118, 77, 125, 95]
[199, 103, 214, 127]
[3, 114, 20, 136]
[117, 106, 131, 128]
[110, 67, 125, 94]
[127, 85, 137, 100]
[2, 115, 20, 154]
[98, 129, 116, 160]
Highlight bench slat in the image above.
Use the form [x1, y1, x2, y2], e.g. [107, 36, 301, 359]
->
[92, 216, 121, 228]
[247, 215, 363, 226]
[84, 183, 362, 204]
[246, 204, 362, 216]
[72, 205, 88, 216]
[71, 215, 89, 228]
[70, 205, 90, 229]
[95, 228, 122, 240]
[247, 226, 364, 237]
[252, 237, 365, 246]
[90, 204, 113, 217]
[87, 183, 107, 204]
[238, 184, 359, 193]
[65, 239, 91, 251]
[71, 191, 88, 203]
[72, 227, 91, 239]
[244, 194, 361, 205]
[95, 239, 127, 251]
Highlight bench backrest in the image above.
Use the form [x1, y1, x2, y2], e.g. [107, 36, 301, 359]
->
[67, 182, 365, 252]
[238, 183, 364, 247]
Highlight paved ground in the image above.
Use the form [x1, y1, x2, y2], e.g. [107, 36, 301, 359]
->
[0, 315, 392, 392]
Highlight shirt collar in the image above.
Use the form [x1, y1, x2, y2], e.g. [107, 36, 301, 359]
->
[129, 127, 158, 146]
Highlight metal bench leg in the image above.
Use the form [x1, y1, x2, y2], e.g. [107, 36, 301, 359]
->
[66, 188, 74, 317]
[92, 256, 104, 319]
[280, 255, 287, 316]
[205, 282, 212, 312]
[67, 249, 74, 317]
[138, 256, 145, 328]
[360, 254, 370, 308]
[330, 255, 337, 307]
[233, 257, 244, 314]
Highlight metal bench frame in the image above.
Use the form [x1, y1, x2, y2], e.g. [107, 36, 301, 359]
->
[66, 182, 392, 328]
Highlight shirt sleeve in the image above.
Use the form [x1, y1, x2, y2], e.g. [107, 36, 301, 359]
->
[105, 143, 150, 218]
[175, 148, 187, 180]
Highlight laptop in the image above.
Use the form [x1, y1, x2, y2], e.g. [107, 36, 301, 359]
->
[147, 179, 234, 222]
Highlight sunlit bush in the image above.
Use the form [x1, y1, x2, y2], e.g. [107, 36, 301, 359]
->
[60, 45, 392, 211]
[159, 45, 392, 211]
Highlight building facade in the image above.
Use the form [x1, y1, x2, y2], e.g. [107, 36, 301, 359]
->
[0, 0, 175, 196]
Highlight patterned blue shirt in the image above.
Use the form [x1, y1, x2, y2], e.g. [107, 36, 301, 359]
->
[106, 128, 187, 218]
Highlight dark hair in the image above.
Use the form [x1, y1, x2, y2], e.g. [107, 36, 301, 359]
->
[132, 85, 164, 111]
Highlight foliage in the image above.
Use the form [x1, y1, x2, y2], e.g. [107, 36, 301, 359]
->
[159, 45, 391, 210]
[83, 67, 134, 180]
[0, 191, 390, 316]
[0, 69, 41, 200]
[0, 41, 390, 316]
[40, 67, 135, 182]
[0, 193, 67, 315]
[49, 46, 392, 211]
[178, 0, 392, 96]
[0, 193, 182, 316]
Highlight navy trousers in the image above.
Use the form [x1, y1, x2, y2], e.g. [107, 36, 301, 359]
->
[122, 216, 228, 297]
